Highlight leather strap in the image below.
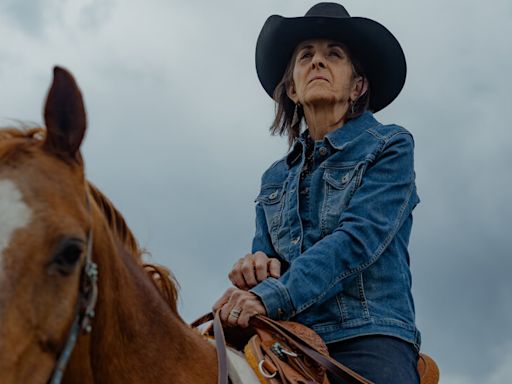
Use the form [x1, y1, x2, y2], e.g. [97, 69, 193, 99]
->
[191, 312, 228, 384]
[191, 313, 372, 384]
[251, 315, 373, 384]
[213, 311, 229, 384]
[190, 312, 214, 328]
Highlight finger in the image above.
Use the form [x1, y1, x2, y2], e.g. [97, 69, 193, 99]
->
[212, 287, 234, 312]
[253, 254, 269, 282]
[212, 298, 226, 313]
[220, 300, 236, 324]
[227, 307, 243, 327]
[237, 304, 255, 328]
[224, 292, 244, 327]
[241, 257, 258, 288]
[237, 309, 251, 328]
[214, 288, 237, 322]
[253, 251, 268, 260]
[228, 300, 247, 327]
[237, 295, 266, 328]
[268, 258, 281, 278]
[228, 260, 249, 290]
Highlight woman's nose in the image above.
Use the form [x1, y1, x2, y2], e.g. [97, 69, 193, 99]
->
[311, 53, 326, 69]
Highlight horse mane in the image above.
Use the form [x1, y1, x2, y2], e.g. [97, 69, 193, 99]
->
[87, 182, 141, 258]
[88, 182, 180, 314]
[0, 126, 44, 140]
[0, 126, 180, 313]
[0, 127, 44, 160]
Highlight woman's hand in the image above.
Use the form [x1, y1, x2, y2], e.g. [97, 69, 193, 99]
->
[228, 251, 281, 290]
[212, 287, 267, 328]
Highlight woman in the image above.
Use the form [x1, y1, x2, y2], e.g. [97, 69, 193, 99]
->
[213, 3, 421, 383]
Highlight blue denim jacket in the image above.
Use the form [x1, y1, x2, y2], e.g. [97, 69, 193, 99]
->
[250, 111, 421, 350]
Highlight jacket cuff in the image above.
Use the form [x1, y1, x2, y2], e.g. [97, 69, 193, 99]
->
[250, 278, 295, 320]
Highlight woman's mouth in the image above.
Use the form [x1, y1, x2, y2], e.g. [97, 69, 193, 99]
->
[308, 76, 329, 84]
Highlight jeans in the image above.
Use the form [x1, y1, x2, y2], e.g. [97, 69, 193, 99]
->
[327, 335, 420, 384]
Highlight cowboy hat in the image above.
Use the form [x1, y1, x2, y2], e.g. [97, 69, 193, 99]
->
[255, 2, 406, 112]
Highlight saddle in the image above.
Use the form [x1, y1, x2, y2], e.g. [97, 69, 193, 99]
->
[192, 313, 439, 384]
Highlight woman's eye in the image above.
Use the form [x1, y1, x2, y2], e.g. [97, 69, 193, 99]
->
[300, 52, 312, 60]
[329, 50, 342, 58]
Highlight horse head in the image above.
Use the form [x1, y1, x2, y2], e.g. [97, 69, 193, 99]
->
[0, 67, 216, 384]
[0, 67, 90, 382]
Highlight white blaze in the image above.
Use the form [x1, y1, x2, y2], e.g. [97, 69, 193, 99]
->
[0, 179, 32, 279]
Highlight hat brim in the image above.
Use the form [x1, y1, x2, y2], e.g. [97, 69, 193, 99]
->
[255, 15, 406, 112]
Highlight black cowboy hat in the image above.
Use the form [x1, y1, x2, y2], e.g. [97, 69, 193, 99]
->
[255, 2, 406, 112]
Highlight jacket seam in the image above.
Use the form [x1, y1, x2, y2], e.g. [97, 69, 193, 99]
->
[301, 177, 413, 304]
[386, 130, 412, 144]
[334, 180, 414, 283]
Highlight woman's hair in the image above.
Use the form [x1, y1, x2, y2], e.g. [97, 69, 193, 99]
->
[270, 44, 371, 146]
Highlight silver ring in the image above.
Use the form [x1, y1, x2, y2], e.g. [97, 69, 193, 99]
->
[230, 308, 242, 318]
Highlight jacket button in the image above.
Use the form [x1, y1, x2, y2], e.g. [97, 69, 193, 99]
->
[269, 191, 278, 200]
[291, 236, 301, 244]
[342, 173, 350, 183]
[319, 147, 328, 156]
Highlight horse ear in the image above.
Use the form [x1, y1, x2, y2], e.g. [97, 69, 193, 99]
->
[43, 66, 87, 160]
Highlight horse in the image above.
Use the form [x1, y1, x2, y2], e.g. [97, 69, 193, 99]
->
[0, 67, 218, 383]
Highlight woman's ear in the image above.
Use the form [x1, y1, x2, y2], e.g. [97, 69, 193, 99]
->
[350, 76, 368, 102]
[286, 82, 299, 104]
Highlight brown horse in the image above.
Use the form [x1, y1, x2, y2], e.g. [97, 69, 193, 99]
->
[0, 67, 218, 383]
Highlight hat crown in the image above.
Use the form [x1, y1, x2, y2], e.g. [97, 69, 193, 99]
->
[304, 2, 351, 18]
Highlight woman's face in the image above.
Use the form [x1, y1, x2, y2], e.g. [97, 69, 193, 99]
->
[287, 39, 362, 108]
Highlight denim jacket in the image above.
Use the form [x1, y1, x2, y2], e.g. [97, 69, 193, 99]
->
[250, 111, 421, 350]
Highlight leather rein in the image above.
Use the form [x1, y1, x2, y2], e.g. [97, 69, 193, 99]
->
[48, 194, 99, 384]
[192, 312, 372, 384]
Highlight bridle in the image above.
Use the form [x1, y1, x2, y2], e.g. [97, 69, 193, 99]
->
[49, 194, 99, 384]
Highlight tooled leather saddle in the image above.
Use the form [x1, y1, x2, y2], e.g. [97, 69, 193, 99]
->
[191, 312, 439, 384]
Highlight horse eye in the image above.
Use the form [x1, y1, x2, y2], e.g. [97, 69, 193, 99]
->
[48, 238, 84, 276]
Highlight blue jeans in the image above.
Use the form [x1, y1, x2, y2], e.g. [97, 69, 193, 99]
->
[327, 335, 420, 384]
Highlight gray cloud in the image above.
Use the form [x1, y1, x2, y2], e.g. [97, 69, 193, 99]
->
[1, 1, 511, 382]
[1, 0, 49, 35]
[1, 0, 115, 39]
[77, 0, 114, 31]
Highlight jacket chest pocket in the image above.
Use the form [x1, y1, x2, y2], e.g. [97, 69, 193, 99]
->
[320, 165, 362, 235]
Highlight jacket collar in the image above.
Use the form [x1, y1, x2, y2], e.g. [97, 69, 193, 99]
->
[286, 111, 379, 167]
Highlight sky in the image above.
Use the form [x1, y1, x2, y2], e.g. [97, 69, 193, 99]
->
[0, 0, 511, 382]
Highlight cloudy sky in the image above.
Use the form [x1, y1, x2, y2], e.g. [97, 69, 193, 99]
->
[1, 0, 511, 382]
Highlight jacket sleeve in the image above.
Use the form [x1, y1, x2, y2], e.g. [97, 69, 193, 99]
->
[250, 132, 420, 320]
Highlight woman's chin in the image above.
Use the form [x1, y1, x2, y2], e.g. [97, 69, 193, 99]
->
[302, 92, 339, 108]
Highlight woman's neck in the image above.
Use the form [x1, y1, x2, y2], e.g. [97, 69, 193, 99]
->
[303, 102, 348, 140]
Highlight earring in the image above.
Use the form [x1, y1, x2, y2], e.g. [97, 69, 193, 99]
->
[292, 103, 301, 127]
[350, 99, 356, 115]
